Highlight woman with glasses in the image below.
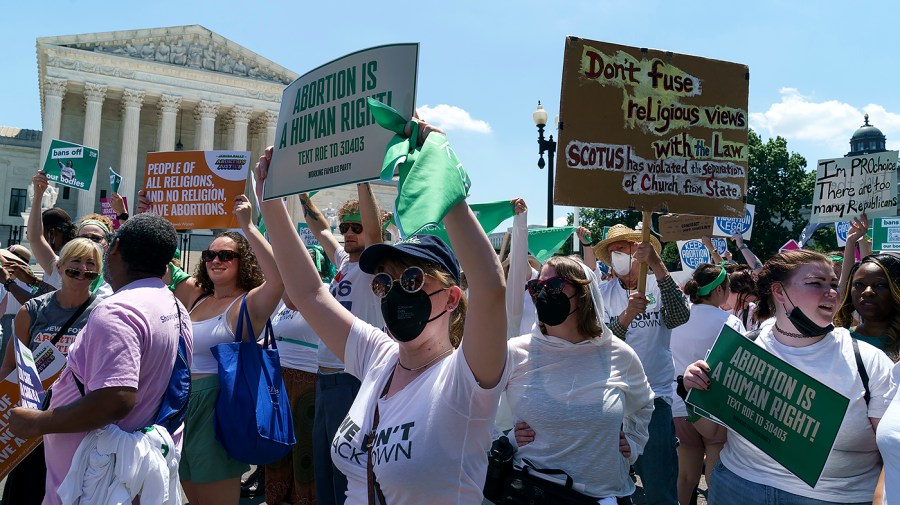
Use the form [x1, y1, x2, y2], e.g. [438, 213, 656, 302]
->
[507, 255, 654, 504]
[255, 116, 509, 503]
[0, 237, 106, 505]
[683, 250, 894, 505]
[169, 194, 284, 505]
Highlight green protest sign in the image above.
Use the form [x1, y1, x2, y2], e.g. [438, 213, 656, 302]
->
[872, 217, 900, 251]
[42, 139, 99, 191]
[528, 226, 575, 263]
[686, 326, 849, 487]
[419, 200, 515, 247]
[108, 167, 122, 193]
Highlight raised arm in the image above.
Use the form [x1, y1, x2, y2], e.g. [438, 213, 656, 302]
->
[26, 172, 57, 273]
[839, 214, 868, 296]
[446, 200, 508, 388]
[357, 182, 383, 247]
[233, 194, 285, 337]
[297, 193, 341, 264]
[731, 232, 762, 271]
[506, 200, 528, 339]
[257, 149, 354, 360]
[577, 226, 597, 268]
[701, 236, 724, 265]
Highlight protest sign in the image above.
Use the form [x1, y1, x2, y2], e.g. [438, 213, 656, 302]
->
[100, 196, 128, 230]
[713, 204, 755, 240]
[687, 325, 849, 487]
[528, 227, 575, 263]
[0, 341, 66, 480]
[677, 238, 727, 270]
[835, 222, 851, 247]
[108, 166, 122, 193]
[780, 239, 800, 252]
[143, 151, 250, 230]
[811, 151, 898, 223]
[658, 214, 714, 242]
[264, 44, 419, 200]
[556, 38, 749, 217]
[297, 223, 321, 248]
[872, 217, 900, 251]
[42, 140, 99, 191]
[13, 339, 44, 409]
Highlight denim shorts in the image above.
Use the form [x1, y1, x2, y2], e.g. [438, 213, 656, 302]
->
[708, 461, 870, 505]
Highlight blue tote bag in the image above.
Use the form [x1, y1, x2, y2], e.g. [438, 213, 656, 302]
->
[211, 296, 296, 464]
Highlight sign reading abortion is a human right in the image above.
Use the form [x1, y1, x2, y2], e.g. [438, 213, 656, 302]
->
[264, 44, 419, 200]
[42, 139, 99, 191]
[811, 151, 898, 223]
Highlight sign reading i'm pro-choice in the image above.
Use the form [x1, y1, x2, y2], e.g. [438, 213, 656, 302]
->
[143, 151, 250, 230]
[810, 151, 898, 223]
[42, 139, 99, 191]
[686, 326, 849, 487]
[264, 44, 419, 200]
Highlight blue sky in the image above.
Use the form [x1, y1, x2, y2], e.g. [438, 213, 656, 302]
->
[3, 0, 899, 228]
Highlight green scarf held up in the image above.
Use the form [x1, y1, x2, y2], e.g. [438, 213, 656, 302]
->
[419, 200, 516, 249]
[528, 226, 576, 263]
[367, 98, 471, 239]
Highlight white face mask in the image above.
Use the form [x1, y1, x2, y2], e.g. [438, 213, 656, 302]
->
[610, 251, 633, 276]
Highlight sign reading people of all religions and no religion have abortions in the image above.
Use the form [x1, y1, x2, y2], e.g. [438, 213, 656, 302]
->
[556, 38, 749, 217]
[42, 139, 99, 191]
[143, 151, 250, 230]
[263, 44, 418, 200]
[810, 151, 898, 223]
[687, 325, 849, 487]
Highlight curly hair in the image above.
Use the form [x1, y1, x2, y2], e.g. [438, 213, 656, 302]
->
[539, 256, 605, 339]
[78, 213, 114, 237]
[683, 263, 730, 304]
[756, 250, 831, 321]
[115, 214, 177, 277]
[337, 199, 360, 222]
[835, 254, 900, 358]
[193, 231, 265, 294]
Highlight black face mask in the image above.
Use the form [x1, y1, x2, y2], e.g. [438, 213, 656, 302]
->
[781, 288, 834, 337]
[381, 285, 447, 342]
[535, 290, 576, 327]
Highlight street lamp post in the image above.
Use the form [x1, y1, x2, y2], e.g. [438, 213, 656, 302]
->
[533, 101, 557, 228]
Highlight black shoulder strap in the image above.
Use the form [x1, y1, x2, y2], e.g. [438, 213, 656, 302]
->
[852, 338, 871, 406]
[189, 292, 211, 311]
[51, 292, 97, 346]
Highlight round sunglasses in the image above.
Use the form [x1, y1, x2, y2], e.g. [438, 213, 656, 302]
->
[371, 266, 425, 298]
[525, 276, 575, 298]
[201, 249, 238, 263]
[64, 268, 100, 281]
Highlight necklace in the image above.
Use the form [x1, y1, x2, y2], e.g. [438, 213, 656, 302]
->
[213, 291, 242, 300]
[398, 348, 453, 372]
[774, 323, 820, 339]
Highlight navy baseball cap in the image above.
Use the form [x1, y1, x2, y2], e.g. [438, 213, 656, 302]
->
[360, 235, 461, 285]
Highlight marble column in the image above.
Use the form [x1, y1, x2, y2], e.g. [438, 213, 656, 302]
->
[194, 100, 219, 151]
[39, 78, 68, 163]
[76, 82, 108, 218]
[230, 106, 252, 151]
[118, 88, 145, 206]
[263, 110, 279, 148]
[157, 94, 182, 152]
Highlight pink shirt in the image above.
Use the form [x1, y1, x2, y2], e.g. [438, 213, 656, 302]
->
[42, 278, 192, 505]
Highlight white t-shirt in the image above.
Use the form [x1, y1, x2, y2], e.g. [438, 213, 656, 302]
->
[506, 331, 654, 498]
[271, 301, 319, 373]
[671, 303, 745, 417]
[43, 266, 62, 289]
[600, 275, 676, 401]
[719, 326, 893, 502]
[318, 247, 384, 369]
[331, 319, 510, 505]
[2, 279, 28, 316]
[877, 362, 900, 505]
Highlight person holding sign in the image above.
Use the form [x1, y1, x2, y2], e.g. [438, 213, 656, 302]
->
[593, 224, 689, 505]
[506, 256, 654, 502]
[683, 250, 893, 505]
[836, 253, 900, 358]
[671, 263, 745, 505]
[0, 238, 105, 505]
[256, 115, 510, 504]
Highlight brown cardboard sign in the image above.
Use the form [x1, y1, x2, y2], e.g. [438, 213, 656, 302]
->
[555, 37, 749, 217]
[658, 214, 714, 242]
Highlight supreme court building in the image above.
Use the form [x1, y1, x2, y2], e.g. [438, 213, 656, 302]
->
[0, 25, 397, 241]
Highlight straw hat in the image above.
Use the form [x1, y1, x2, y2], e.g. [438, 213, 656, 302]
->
[0, 245, 31, 267]
[592, 224, 662, 266]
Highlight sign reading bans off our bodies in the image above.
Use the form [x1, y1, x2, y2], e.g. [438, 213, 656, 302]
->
[263, 44, 418, 200]
[143, 151, 250, 230]
[687, 326, 849, 487]
[557, 38, 749, 217]
[810, 151, 898, 223]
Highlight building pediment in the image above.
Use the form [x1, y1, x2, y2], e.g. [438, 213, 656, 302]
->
[37, 25, 297, 86]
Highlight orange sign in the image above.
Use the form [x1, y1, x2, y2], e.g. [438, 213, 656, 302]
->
[143, 151, 250, 230]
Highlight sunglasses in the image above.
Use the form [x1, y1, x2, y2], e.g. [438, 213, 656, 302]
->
[339, 222, 363, 234]
[371, 266, 425, 298]
[526, 276, 575, 298]
[64, 268, 100, 281]
[79, 234, 106, 244]
[201, 249, 238, 263]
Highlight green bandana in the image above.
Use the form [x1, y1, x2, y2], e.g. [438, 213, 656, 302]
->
[696, 267, 726, 296]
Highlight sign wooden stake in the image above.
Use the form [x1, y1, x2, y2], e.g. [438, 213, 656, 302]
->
[637, 210, 651, 293]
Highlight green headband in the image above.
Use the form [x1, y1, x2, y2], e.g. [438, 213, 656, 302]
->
[828, 255, 843, 263]
[79, 219, 111, 237]
[696, 267, 727, 296]
[341, 212, 362, 223]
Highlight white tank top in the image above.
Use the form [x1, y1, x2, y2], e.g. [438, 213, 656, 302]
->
[189, 295, 242, 374]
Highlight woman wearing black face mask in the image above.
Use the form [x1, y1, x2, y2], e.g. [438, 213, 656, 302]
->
[506, 256, 654, 503]
[683, 250, 894, 505]
[255, 118, 509, 504]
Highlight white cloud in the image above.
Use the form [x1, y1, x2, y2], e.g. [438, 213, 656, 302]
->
[415, 104, 492, 134]
[750, 88, 900, 153]
[553, 215, 570, 227]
